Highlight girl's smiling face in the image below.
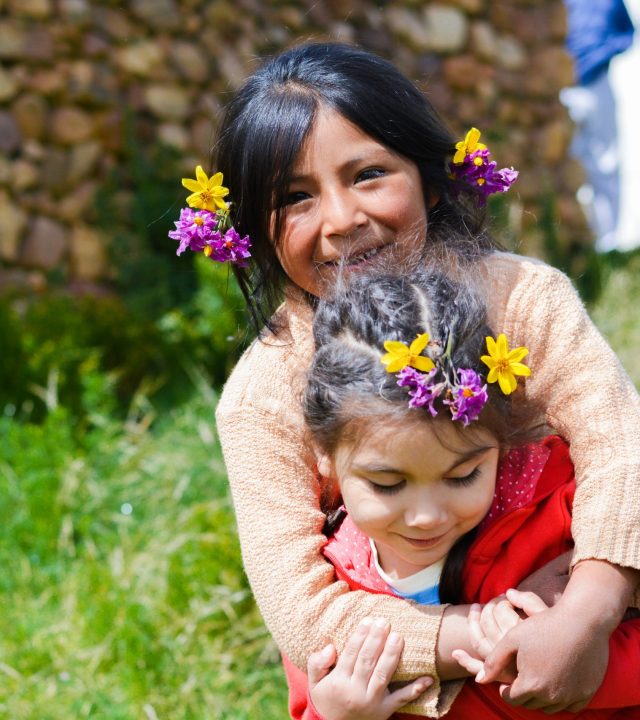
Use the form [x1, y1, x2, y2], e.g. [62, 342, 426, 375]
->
[273, 107, 428, 297]
[320, 419, 499, 580]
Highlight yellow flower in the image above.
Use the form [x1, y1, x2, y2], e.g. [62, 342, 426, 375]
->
[453, 127, 487, 164]
[182, 166, 229, 211]
[381, 333, 435, 374]
[480, 333, 531, 395]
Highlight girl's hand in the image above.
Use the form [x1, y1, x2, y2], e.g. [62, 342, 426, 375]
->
[517, 550, 572, 606]
[452, 590, 547, 677]
[478, 599, 610, 712]
[308, 617, 432, 720]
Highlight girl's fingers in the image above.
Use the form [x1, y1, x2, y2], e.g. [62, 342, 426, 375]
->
[451, 648, 484, 676]
[480, 597, 505, 645]
[352, 617, 390, 683]
[307, 644, 337, 687]
[367, 630, 404, 691]
[335, 617, 374, 676]
[468, 603, 493, 658]
[505, 588, 549, 617]
[492, 598, 521, 636]
[381, 675, 433, 716]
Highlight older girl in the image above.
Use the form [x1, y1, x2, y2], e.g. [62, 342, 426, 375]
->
[211, 42, 640, 716]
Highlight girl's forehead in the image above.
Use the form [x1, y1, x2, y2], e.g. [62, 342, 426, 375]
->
[292, 107, 387, 172]
[339, 416, 494, 464]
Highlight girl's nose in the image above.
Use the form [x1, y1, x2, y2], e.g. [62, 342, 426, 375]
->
[320, 188, 365, 239]
[404, 493, 447, 530]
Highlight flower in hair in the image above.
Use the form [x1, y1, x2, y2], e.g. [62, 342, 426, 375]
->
[397, 366, 440, 415]
[445, 369, 488, 426]
[182, 166, 229, 211]
[480, 334, 531, 395]
[453, 127, 487, 164]
[449, 127, 518, 205]
[380, 333, 435, 374]
[168, 167, 251, 266]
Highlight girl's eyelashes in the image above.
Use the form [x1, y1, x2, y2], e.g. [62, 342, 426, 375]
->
[356, 167, 386, 182]
[283, 190, 311, 206]
[368, 478, 406, 495]
[446, 467, 481, 488]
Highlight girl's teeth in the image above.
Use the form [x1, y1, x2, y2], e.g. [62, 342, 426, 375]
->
[345, 246, 380, 265]
[325, 246, 384, 267]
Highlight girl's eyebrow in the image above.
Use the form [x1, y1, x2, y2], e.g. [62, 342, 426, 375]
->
[290, 151, 392, 183]
[352, 462, 402, 475]
[444, 446, 493, 474]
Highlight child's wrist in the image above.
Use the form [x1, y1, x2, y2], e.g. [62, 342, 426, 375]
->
[558, 559, 639, 634]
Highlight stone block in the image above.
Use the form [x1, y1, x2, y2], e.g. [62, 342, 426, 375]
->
[169, 41, 210, 84]
[23, 28, 54, 61]
[51, 107, 95, 145]
[7, 0, 51, 18]
[0, 190, 27, 261]
[131, 0, 180, 30]
[144, 85, 191, 120]
[20, 215, 68, 269]
[0, 112, 21, 155]
[423, 5, 468, 53]
[115, 42, 166, 78]
[67, 141, 101, 185]
[158, 123, 189, 150]
[0, 21, 26, 59]
[58, 181, 97, 222]
[470, 21, 498, 63]
[69, 225, 107, 281]
[12, 93, 49, 140]
[13, 160, 39, 191]
[0, 66, 18, 102]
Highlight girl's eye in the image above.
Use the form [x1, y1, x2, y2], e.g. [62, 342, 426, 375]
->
[446, 467, 481, 488]
[283, 190, 311, 206]
[356, 167, 386, 182]
[368, 479, 405, 495]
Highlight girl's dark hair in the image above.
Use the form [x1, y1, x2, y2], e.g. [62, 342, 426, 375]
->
[215, 42, 501, 333]
[303, 269, 538, 603]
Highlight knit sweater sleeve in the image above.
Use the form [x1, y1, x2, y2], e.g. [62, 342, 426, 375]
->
[491, 255, 640, 574]
[215, 333, 460, 718]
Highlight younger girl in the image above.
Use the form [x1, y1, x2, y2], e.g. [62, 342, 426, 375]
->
[289, 269, 640, 720]
[210, 42, 640, 715]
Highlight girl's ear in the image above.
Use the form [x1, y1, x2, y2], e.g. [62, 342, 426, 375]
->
[316, 453, 334, 479]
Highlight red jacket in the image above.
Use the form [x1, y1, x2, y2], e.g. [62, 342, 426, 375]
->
[284, 437, 640, 719]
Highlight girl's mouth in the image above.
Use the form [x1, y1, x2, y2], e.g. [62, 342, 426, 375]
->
[322, 244, 388, 268]
[401, 533, 447, 549]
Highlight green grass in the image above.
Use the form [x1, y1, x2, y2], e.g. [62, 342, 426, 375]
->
[589, 249, 640, 388]
[1, 248, 638, 719]
[0, 384, 288, 719]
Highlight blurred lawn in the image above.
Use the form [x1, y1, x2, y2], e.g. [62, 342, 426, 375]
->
[0, 382, 288, 719]
[0, 249, 638, 719]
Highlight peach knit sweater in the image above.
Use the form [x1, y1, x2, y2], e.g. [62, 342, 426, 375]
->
[215, 252, 640, 717]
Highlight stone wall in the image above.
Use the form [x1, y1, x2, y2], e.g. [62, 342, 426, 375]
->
[0, 0, 589, 294]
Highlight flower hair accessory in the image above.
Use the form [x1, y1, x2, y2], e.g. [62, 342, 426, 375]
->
[381, 331, 530, 425]
[480, 333, 531, 395]
[168, 165, 251, 267]
[449, 127, 518, 205]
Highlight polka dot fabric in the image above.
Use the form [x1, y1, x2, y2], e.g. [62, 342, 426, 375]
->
[479, 443, 551, 533]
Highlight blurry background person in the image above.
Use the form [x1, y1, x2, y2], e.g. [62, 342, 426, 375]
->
[561, 0, 635, 252]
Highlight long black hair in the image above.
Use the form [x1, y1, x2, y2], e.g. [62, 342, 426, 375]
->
[215, 42, 500, 333]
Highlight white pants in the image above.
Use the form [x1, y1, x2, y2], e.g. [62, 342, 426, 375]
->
[560, 71, 621, 252]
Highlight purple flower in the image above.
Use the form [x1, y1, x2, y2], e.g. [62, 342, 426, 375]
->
[168, 207, 252, 267]
[168, 208, 219, 255]
[446, 368, 488, 426]
[396, 366, 441, 415]
[205, 227, 252, 268]
[449, 149, 518, 205]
